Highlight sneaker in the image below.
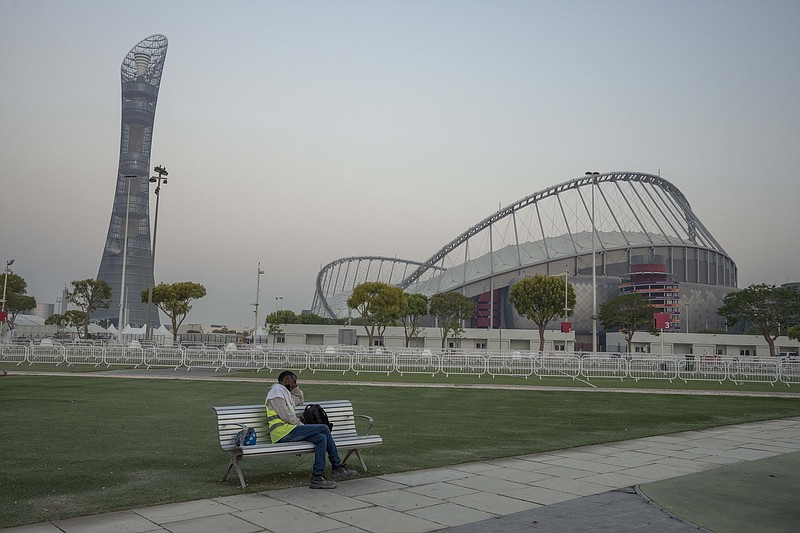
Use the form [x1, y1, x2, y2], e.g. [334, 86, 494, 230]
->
[309, 474, 337, 489]
[331, 464, 358, 481]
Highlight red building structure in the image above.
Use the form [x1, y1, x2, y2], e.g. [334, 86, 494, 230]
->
[619, 258, 680, 330]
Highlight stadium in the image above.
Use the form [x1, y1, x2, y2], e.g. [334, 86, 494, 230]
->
[311, 172, 737, 349]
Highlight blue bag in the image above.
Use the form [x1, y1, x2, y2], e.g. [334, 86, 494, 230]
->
[234, 426, 257, 446]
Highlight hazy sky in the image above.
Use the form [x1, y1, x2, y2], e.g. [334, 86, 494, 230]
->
[2, 0, 799, 328]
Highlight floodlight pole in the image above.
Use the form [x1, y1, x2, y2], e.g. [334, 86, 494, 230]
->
[117, 175, 137, 341]
[586, 171, 600, 354]
[146, 165, 168, 341]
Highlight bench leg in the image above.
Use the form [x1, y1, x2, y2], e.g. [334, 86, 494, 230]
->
[343, 449, 368, 472]
[222, 452, 247, 489]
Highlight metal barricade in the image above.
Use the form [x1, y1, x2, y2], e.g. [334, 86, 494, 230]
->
[144, 346, 185, 369]
[580, 355, 627, 380]
[222, 348, 265, 372]
[780, 360, 800, 386]
[308, 347, 353, 374]
[628, 357, 678, 382]
[65, 344, 105, 366]
[104, 345, 144, 367]
[264, 348, 308, 372]
[0, 343, 28, 364]
[678, 356, 727, 383]
[535, 354, 581, 379]
[29, 342, 66, 366]
[395, 349, 440, 376]
[486, 352, 534, 378]
[440, 352, 487, 377]
[184, 346, 223, 370]
[729, 359, 779, 385]
[352, 350, 395, 375]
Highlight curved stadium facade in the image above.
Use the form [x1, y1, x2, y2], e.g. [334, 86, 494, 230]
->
[311, 172, 737, 345]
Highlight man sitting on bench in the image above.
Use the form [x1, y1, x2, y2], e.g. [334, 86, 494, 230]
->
[266, 370, 358, 489]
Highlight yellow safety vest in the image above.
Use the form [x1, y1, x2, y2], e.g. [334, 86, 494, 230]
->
[266, 402, 296, 443]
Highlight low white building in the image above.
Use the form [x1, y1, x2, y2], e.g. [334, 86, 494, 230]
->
[605, 331, 799, 358]
[267, 324, 798, 357]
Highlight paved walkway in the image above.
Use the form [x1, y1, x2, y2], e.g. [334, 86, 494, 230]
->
[5, 416, 800, 533]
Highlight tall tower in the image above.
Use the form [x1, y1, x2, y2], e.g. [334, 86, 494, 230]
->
[95, 35, 168, 328]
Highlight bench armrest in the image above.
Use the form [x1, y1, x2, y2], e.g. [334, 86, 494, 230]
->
[355, 414, 374, 435]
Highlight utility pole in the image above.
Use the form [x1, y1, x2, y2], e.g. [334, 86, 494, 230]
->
[252, 263, 264, 344]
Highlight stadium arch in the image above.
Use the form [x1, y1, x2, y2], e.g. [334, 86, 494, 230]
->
[311, 171, 737, 343]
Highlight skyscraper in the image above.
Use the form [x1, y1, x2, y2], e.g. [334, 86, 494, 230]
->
[95, 34, 168, 328]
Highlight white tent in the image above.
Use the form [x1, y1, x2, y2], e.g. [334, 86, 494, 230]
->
[154, 324, 173, 345]
[88, 323, 110, 335]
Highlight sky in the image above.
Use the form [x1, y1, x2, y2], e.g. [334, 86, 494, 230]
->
[1, 0, 799, 329]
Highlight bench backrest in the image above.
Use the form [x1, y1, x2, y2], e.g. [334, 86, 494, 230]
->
[213, 400, 359, 450]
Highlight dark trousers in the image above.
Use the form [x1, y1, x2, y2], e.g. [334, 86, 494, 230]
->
[279, 424, 342, 476]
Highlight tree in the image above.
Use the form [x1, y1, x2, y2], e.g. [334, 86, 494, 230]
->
[46, 310, 87, 338]
[7, 293, 36, 327]
[64, 310, 88, 337]
[599, 293, 657, 353]
[429, 292, 475, 349]
[2, 272, 35, 333]
[297, 312, 341, 325]
[373, 285, 404, 345]
[265, 309, 299, 337]
[718, 284, 800, 357]
[67, 278, 112, 339]
[788, 326, 800, 343]
[347, 282, 404, 347]
[45, 313, 68, 335]
[509, 274, 576, 352]
[141, 282, 206, 342]
[400, 293, 428, 347]
[3, 271, 27, 295]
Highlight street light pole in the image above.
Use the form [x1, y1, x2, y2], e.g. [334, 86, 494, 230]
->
[145, 165, 168, 341]
[556, 265, 570, 351]
[252, 263, 264, 344]
[586, 171, 600, 354]
[563, 264, 569, 319]
[1, 259, 15, 337]
[117, 175, 137, 341]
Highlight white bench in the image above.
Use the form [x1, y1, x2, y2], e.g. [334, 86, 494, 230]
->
[213, 400, 383, 488]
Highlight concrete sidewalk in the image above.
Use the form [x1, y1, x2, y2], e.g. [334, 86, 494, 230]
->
[5, 417, 800, 533]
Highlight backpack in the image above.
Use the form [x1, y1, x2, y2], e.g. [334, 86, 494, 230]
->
[301, 404, 333, 431]
[234, 426, 257, 446]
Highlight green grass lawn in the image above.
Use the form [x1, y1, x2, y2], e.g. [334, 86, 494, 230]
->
[1, 373, 800, 528]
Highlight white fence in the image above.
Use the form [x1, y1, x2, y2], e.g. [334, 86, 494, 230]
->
[1, 341, 798, 386]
